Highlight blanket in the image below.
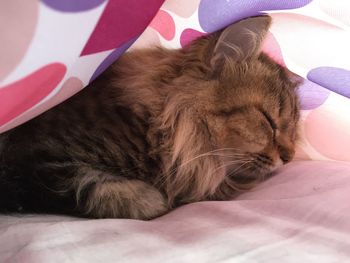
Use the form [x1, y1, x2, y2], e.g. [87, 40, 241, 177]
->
[1, 0, 349, 162]
[2, 161, 350, 262]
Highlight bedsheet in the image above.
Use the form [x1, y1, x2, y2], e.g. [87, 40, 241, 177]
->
[1, 161, 350, 263]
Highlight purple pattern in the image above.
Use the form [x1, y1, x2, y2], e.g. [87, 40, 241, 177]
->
[297, 79, 330, 110]
[89, 38, 136, 83]
[42, 0, 106, 12]
[198, 0, 313, 32]
[307, 67, 350, 98]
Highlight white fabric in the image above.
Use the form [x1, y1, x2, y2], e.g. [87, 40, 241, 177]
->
[1, 160, 349, 263]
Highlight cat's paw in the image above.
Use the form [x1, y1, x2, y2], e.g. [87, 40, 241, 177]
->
[82, 179, 168, 220]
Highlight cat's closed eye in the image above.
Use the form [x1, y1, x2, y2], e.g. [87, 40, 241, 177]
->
[260, 109, 277, 131]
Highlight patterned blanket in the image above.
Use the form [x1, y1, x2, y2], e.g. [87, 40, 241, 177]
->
[1, 0, 349, 163]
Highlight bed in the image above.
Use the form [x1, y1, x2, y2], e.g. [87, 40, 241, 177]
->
[1, 0, 350, 262]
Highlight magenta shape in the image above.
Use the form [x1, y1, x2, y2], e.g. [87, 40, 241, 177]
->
[81, 0, 165, 56]
[307, 67, 350, 98]
[180, 29, 206, 47]
[198, 0, 313, 32]
[42, 0, 106, 12]
[89, 38, 136, 82]
[296, 79, 330, 110]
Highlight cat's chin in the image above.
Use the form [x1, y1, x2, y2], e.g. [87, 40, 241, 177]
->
[227, 167, 266, 182]
[226, 159, 283, 183]
[254, 157, 284, 174]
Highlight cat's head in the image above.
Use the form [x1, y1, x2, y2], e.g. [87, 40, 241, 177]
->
[204, 16, 300, 184]
[159, 16, 301, 204]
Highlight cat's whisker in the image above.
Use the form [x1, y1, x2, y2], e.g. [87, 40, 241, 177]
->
[227, 160, 268, 189]
[229, 165, 253, 178]
[182, 156, 250, 172]
[204, 148, 245, 153]
[165, 152, 246, 178]
[213, 159, 251, 173]
[199, 158, 254, 188]
[226, 160, 254, 177]
[176, 151, 245, 167]
[157, 153, 252, 188]
[158, 147, 249, 181]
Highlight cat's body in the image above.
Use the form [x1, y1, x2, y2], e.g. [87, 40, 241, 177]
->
[0, 16, 300, 219]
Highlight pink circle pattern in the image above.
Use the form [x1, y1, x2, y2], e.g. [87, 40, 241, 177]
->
[0, 63, 66, 127]
[149, 10, 175, 41]
[305, 107, 350, 162]
[0, 77, 83, 133]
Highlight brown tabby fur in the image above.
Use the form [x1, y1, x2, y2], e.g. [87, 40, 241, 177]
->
[0, 16, 300, 219]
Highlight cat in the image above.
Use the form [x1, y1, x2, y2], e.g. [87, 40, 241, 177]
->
[0, 16, 300, 220]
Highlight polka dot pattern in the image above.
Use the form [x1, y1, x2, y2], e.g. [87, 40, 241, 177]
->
[305, 107, 350, 162]
[81, 0, 164, 55]
[42, 0, 106, 12]
[162, 0, 200, 18]
[0, 63, 66, 127]
[2, 0, 350, 165]
[297, 80, 330, 110]
[0, 0, 39, 81]
[0, 77, 83, 133]
[198, 0, 313, 32]
[149, 10, 175, 41]
[180, 29, 206, 47]
[0, 0, 165, 128]
[307, 67, 350, 98]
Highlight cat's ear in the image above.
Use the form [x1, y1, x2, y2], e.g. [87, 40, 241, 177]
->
[210, 16, 271, 68]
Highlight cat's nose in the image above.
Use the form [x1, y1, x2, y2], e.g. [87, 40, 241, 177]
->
[281, 155, 291, 164]
[278, 145, 294, 164]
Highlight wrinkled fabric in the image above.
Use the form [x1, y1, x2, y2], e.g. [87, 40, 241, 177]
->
[1, 161, 350, 263]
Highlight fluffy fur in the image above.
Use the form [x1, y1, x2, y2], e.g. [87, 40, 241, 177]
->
[0, 16, 301, 219]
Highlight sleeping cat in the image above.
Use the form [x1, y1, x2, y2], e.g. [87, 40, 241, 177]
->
[0, 16, 300, 219]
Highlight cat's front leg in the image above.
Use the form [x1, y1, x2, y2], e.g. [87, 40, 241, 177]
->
[74, 170, 168, 219]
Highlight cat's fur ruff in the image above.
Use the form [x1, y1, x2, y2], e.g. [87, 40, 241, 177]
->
[0, 16, 300, 219]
